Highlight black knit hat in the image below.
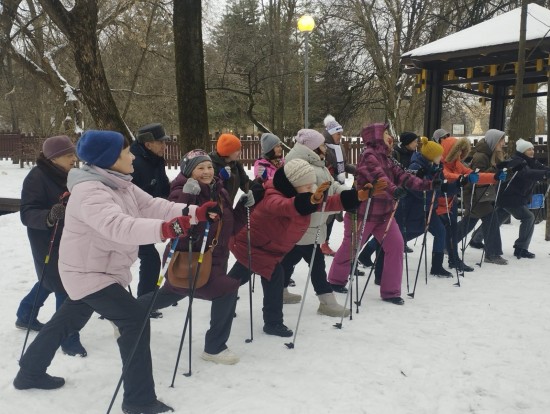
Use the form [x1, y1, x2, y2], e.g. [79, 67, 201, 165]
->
[399, 132, 418, 146]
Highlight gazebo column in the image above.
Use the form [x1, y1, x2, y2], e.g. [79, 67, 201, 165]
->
[423, 69, 443, 138]
[489, 83, 507, 131]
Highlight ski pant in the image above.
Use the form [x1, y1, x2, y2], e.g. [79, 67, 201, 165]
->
[438, 199, 462, 264]
[139, 287, 238, 355]
[457, 211, 503, 256]
[228, 260, 284, 325]
[18, 283, 156, 406]
[471, 205, 535, 250]
[281, 244, 333, 295]
[16, 283, 82, 349]
[137, 244, 161, 297]
[325, 214, 335, 243]
[327, 212, 404, 299]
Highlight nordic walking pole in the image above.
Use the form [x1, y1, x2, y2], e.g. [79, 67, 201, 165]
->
[408, 189, 437, 299]
[107, 236, 181, 414]
[348, 212, 357, 319]
[476, 169, 507, 268]
[356, 199, 400, 307]
[171, 221, 211, 383]
[444, 192, 461, 287]
[460, 169, 480, 274]
[20, 191, 69, 361]
[334, 198, 372, 327]
[285, 192, 328, 349]
[245, 206, 254, 343]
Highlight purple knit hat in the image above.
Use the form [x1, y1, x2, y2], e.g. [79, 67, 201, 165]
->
[360, 123, 388, 147]
[42, 135, 75, 160]
[296, 129, 324, 150]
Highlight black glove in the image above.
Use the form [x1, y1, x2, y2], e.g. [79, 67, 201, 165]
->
[456, 175, 467, 188]
[432, 178, 443, 191]
[440, 182, 449, 193]
[508, 159, 526, 173]
[393, 187, 408, 200]
[47, 203, 66, 227]
[415, 168, 426, 179]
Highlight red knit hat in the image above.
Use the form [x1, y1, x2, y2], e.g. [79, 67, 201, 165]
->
[216, 134, 241, 157]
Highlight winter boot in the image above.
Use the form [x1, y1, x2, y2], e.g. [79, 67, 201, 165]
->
[122, 399, 174, 414]
[330, 283, 348, 294]
[404, 244, 413, 253]
[283, 288, 301, 304]
[469, 240, 484, 249]
[430, 252, 453, 278]
[15, 318, 44, 332]
[149, 310, 163, 319]
[514, 247, 535, 259]
[449, 257, 474, 272]
[358, 244, 375, 267]
[484, 255, 508, 265]
[263, 323, 293, 337]
[382, 297, 405, 305]
[355, 268, 365, 276]
[13, 370, 65, 390]
[61, 333, 87, 357]
[320, 242, 336, 256]
[201, 348, 239, 365]
[317, 293, 350, 317]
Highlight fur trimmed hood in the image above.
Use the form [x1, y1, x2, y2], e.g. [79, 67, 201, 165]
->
[442, 137, 471, 164]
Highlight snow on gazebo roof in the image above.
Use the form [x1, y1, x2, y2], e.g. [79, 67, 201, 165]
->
[402, 3, 550, 60]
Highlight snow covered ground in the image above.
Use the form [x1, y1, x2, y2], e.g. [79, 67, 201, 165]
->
[1, 159, 550, 414]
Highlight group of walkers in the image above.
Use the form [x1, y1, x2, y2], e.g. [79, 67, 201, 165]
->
[11, 116, 548, 413]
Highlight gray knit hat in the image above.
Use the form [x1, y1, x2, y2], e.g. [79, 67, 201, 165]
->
[261, 133, 281, 156]
[284, 159, 316, 188]
[484, 129, 505, 152]
[180, 149, 211, 178]
[432, 128, 450, 142]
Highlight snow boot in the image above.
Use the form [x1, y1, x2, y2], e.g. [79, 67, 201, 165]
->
[430, 252, 453, 278]
[404, 244, 413, 253]
[201, 348, 240, 365]
[149, 310, 163, 319]
[263, 323, 293, 337]
[13, 370, 65, 390]
[317, 292, 350, 317]
[122, 399, 174, 414]
[330, 283, 348, 294]
[448, 257, 474, 272]
[382, 297, 405, 305]
[15, 318, 44, 332]
[61, 333, 87, 357]
[514, 247, 535, 259]
[484, 255, 508, 265]
[283, 288, 301, 304]
[320, 242, 336, 256]
[469, 240, 484, 249]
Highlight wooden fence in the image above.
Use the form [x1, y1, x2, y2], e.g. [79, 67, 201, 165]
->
[1, 130, 549, 169]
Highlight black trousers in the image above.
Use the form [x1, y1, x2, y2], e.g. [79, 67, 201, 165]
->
[280, 244, 333, 295]
[137, 244, 161, 297]
[19, 284, 156, 406]
[139, 287, 238, 355]
[228, 261, 284, 325]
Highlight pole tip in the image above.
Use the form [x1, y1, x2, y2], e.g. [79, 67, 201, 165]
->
[284, 342, 294, 349]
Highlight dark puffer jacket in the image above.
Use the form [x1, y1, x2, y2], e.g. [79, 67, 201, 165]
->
[20, 155, 69, 293]
[392, 144, 416, 169]
[498, 152, 550, 208]
[164, 174, 240, 300]
[130, 141, 170, 198]
[209, 151, 252, 204]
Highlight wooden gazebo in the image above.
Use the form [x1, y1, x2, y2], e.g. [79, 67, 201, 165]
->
[401, 3, 550, 138]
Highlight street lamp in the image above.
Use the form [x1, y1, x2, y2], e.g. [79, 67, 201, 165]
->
[297, 15, 315, 128]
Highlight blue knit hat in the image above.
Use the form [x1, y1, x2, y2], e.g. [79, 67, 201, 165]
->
[77, 130, 125, 169]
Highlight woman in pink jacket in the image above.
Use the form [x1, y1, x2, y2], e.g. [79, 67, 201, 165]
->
[327, 123, 434, 305]
[13, 130, 218, 414]
[253, 133, 284, 179]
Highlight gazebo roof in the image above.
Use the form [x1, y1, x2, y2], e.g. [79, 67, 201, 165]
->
[402, 3, 550, 68]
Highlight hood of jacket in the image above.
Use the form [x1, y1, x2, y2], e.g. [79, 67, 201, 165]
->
[285, 142, 325, 168]
[67, 164, 133, 191]
[360, 123, 388, 154]
[443, 137, 471, 164]
[272, 165, 297, 198]
[472, 138, 493, 159]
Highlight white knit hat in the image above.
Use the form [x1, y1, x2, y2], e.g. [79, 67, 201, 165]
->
[284, 159, 316, 188]
[516, 138, 534, 154]
[324, 115, 343, 135]
[296, 129, 325, 150]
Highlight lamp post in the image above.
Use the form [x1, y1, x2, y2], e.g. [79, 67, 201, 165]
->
[297, 15, 315, 128]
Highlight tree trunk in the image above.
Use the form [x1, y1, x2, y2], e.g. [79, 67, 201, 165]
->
[545, 63, 550, 240]
[173, 0, 209, 152]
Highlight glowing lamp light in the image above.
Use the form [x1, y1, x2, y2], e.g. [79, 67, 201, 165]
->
[297, 15, 315, 32]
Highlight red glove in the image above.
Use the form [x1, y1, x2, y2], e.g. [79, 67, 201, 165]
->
[196, 201, 222, 222]
[161, 216, 192, 239]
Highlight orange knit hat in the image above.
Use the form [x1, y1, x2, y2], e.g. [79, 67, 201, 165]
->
[216, 134, 242, 156]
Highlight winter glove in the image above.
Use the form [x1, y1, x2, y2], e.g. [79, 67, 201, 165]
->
[294, 193, 319, 216]
[219, 166, 231, 181]
[182, 178, 201, 195]
[393, 187, 408, 200]
[494, 169, 507, 181]
[310, 181, 331, 204]
[430, 164, 443, 175]
[367, 179, 388, 197]
[468, 171, 479, 184]
[239, 190, 255, 208]
[161, 216, 192, 239]
[46, 203, 66, 227]
[196, 201, 222, 222]
[432, 177, 443, 191]
[415, 168, 426, 179]
[440, 181, 449, 193]
[337, 172, 346, 184]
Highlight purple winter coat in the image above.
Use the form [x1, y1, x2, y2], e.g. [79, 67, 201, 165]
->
[357, 123, 432, 222]
[163, 174, 240, 300]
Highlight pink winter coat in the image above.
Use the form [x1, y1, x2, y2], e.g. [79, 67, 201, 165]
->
[357, 123, 432, 222]
[59, 165, 196, 300]
[253, 157, 284, 180]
